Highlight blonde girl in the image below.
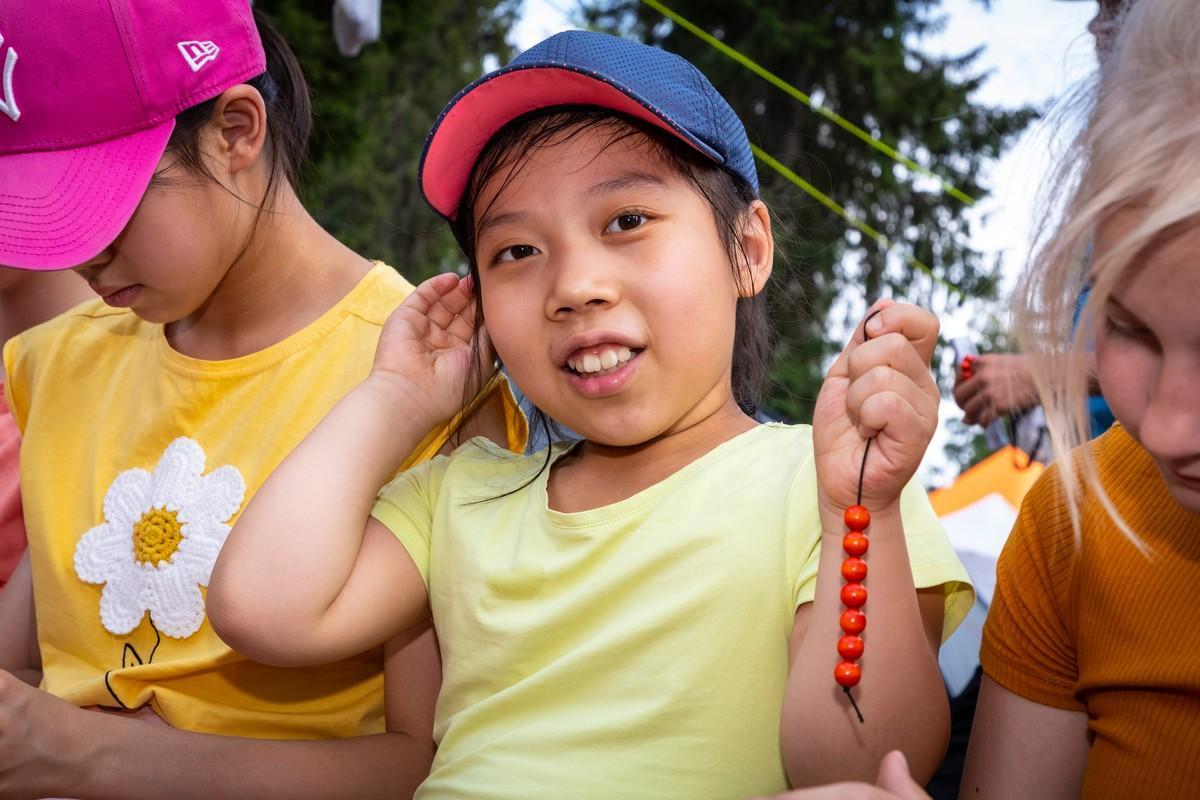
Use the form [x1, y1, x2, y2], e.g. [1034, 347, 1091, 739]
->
[964, 0, 1200, 796]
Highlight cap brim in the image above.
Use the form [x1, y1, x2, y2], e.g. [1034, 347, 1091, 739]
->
[0, 119, 175, 271]
[420, 65, 723, 222]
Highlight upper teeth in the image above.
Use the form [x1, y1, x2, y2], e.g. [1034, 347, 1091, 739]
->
[568, 345, 634, 374]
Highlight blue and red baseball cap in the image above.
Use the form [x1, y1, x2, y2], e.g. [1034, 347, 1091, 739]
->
[418, 30, 758, 223]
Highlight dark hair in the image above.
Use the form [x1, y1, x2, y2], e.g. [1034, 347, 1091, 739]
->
[151, 9, 311, 207]
[452, 108, 772, 450]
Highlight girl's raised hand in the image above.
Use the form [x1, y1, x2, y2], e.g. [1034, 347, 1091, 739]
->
[812, 300, 939, 516]
[370, 272, 491, 427]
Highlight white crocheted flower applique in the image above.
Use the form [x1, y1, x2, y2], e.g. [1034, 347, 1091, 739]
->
[74, 437, 246, 640]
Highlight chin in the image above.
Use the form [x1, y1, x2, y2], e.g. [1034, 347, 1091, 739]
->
[1155, 467, 1200, 515]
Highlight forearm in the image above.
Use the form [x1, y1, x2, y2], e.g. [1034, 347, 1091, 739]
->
[82, 721, 432, 800]
[781, 505, 948, 787]
[0, 552, 41, 678]
[210, 374, 436, 641]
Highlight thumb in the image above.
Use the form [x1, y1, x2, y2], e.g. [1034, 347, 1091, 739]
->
[875, 751, 929, 800]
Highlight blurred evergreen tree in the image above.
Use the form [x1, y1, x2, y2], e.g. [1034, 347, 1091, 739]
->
[256, 0, 518, 277]
[258, 0, 1035, 473]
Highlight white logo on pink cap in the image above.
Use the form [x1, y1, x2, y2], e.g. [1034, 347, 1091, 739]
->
[177, 40, 220, 73]
[0, 31, 19, 123]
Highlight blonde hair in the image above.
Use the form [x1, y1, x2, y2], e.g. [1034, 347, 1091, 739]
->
[1014, 0, 1200, 544]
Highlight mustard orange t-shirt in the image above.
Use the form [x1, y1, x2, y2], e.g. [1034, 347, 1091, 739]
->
[981, 424, 1200, 797]
[4, 263, 526, 738]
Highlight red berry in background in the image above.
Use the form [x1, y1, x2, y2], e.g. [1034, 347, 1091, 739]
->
[837, 635, 864, 660]
[835, 661, 862, 688]
[844, 505, 871, 531]
[841, 557, 867, 582]
[840, 609, 867, 635]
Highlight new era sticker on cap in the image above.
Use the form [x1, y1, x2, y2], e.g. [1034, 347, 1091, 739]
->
[178, 40, 219, 72]
[0, 31, 19, 122]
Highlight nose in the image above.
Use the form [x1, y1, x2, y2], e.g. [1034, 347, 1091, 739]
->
[1136, 353, 1200, 463]
[73, 248, 113, 282]
[543, 247, 621, 320]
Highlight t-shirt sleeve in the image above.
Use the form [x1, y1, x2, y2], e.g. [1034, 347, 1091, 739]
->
[791, 472, 974, 644]
[370, 455, 449, 588]
[2, 335, 31, 434]
[980, 469, 1083, 711]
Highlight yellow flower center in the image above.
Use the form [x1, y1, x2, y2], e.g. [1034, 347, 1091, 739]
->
[132, 507, 183, 567]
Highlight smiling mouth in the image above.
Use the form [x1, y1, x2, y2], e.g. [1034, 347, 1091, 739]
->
[564, 344, 640, 376]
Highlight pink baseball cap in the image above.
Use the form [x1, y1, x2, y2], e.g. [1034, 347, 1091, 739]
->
[0, 0, 266, 271]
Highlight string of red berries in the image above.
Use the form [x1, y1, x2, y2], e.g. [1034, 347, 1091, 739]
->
[834, 309, 885, 724]
[836, 496, 870, 723]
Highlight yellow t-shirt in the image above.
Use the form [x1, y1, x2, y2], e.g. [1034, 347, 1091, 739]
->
[4, 263, 526, 739]
[372, 423, 971, 798]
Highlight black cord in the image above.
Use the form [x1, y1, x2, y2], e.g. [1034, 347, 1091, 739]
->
[846, 306, 885, 724]
[843, 686, 865, 724]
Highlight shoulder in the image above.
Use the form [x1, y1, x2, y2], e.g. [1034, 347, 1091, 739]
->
[342, 262, 417, 327]
[1017, 424, 1153, 553]
[5, 299, 148, 377]
[383, 436, 544, 503]
[747, 422, 816, 467]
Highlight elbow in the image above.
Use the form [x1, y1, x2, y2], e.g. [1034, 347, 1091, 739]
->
[206, 583, 339, 668]
[206, 583, 298, 667]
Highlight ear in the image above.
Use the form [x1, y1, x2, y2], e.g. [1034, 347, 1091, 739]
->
[209, 84, 268, 176]
[735, 200, 774, 298]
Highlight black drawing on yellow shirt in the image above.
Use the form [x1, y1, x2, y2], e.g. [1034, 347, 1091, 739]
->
[102, 618, 162, 710]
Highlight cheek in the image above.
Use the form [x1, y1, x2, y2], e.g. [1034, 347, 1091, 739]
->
[1095, 334, 1152, 428]
[480, 286, 540, 380]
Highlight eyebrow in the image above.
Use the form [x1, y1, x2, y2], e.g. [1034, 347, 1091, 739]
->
[475, 209, 529, 241]
[475, 171, 669, 240]
[583, 171, 668, 199]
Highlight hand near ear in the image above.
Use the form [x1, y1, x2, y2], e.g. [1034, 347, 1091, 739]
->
[370, 273, 491, 430]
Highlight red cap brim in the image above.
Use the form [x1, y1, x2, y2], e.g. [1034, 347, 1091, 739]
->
[421, 67, 717, 222]
[0, 119, 175, 271]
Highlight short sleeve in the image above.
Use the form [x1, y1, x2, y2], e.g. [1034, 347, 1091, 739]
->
[792, 474, 974, 644]
[370, 455, 449, 588]
[3, 335, 30, 434]
[980, 470, 1083, 711]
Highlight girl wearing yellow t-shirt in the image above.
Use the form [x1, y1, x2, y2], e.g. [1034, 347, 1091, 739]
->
[0, 1, 520, 797]
[211, 31, 971, 797]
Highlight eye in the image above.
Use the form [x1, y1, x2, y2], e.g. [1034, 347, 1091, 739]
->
[1103, 313, 1158, 348]
[604, 211, 651, 234]
[495, 244, 540, 263]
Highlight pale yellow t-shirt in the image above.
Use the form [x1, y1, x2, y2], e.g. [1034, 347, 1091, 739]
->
[372, 423, 972, 798]
[4, 263, 526, 739]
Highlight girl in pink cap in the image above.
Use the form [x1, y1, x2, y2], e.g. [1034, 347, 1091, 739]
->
[0, 1, 521, 796]
[210, 29, 970, 798]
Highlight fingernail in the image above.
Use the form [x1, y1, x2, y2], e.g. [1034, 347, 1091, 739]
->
[865, 312, 884, 336]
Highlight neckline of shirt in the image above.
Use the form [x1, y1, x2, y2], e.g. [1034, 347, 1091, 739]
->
[152, 263, 386, 379]
[535, 422, 794, 531]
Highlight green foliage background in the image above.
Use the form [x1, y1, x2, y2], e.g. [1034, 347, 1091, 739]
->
[259, 0, 1035, 473]
[256, 0, 519, 274]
